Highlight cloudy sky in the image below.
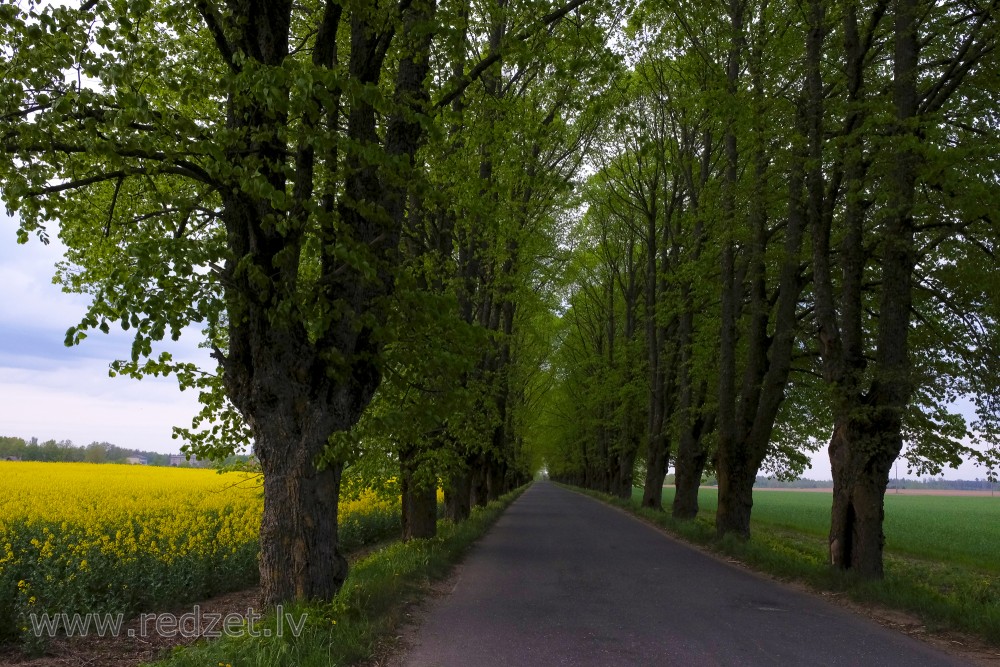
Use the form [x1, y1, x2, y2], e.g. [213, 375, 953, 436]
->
[1, 211, 991, 479]
[0, 212, 207, 455]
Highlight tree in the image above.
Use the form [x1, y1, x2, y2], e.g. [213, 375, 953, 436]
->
[591, 75, 680, 507]
[808, 0, 1000, 577]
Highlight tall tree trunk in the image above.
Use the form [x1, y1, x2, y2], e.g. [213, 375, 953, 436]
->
[715, 0, 744, 539]
[644, 329, 678, 510]
[613, 435, 640, 499]
[829, 0, 918, 578]
[671, 435, 708, 519]
[716, 0, 807, 539]
[262, 0, 435, 605]
[257, 428, 348, 605]
[672, 283, 703, 519]
[672, 129, 713, 520]
[641, 184, 675, 509]
[643, 183, 664, 507]
[715, 455, 757, 538]
[400, 446, 438, 540]
[828, 415, 899, 577]
[641, 440, 670, 508]
[445, 465, 473, 522]
[672, 404, 712, 519]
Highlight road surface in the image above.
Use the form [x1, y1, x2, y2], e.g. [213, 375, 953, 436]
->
[398, 481, 964, 666]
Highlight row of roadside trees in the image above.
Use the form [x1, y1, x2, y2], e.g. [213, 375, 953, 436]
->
[540, 0, 1000, 579]
[0, 0, 619, 606]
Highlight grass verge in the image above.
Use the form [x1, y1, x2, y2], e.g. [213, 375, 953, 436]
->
[147, 485, 528, 667]
[562, 484, 1000, 647]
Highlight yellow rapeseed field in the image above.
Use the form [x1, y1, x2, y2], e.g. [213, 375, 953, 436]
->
[0, 461, 262, 563]
[0, 461, 402, 644]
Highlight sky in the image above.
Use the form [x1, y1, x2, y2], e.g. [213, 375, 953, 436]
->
[0, 211, 993, 479]
[0, 212, 207, 455]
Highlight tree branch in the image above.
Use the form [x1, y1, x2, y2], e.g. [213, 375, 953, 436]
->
[104, 175, 124, 237]
[26, 164, 215, 197]
[195, 0, 240, 73]
[28, 171, 127, 196]
[433, 0, 592, 110]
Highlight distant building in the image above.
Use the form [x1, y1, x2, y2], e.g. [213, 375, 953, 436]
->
[125, 456, 148, 465]
[2, 456, 20, 462]
[170, 454, 199, 466]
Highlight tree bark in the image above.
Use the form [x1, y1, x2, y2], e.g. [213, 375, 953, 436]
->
[715, 454, 756, 539]
[672, 407, 711, 519]
[612, 437, 639, 499]
[257, 433, 348, 604]
[643, 323, 678, 510]
[641, 437, 670, 509]
[445, 465, 473, 522]
[828, 416, 899, 577]
[471, 454, 490, 507]
[400, 446, 438, 540]
[672, 449, 707, 519]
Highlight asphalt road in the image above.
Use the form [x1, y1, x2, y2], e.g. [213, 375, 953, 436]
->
[398, 481, 964, 667]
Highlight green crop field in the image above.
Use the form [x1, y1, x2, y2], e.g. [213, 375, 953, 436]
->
[638, 487, 1000, 573]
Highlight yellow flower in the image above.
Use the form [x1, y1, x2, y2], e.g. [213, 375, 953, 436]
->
[0, 460, 404, 628]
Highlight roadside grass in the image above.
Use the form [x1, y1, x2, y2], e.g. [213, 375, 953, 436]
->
[149, 485, 527, 667]
[565, 485, 1000, 646]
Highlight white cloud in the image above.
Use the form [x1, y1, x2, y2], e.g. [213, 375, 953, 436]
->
[0, 358, 204, 453]
[1, 213, 213, 454]
[0, 226, 92, 332]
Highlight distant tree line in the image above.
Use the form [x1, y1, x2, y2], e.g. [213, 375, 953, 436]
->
[0, 435, 239, 467]
[741, 476, 996, 491]
[887, 477, 998, 492]
[750, 477, 832, 490]
[666, 474, 834, 489]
